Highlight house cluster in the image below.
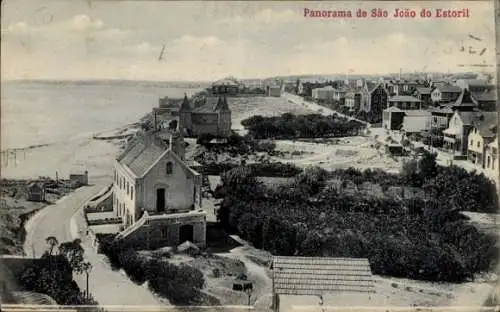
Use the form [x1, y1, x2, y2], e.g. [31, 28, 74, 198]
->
[298, 78, 390, 123]
[381, 77, 497, 176]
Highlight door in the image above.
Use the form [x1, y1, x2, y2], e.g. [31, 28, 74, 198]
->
[156, 188, 165, 213]
[179, 224, 194, 243]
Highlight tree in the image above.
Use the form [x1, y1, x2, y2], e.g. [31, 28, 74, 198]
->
[419, 151, 438, 179]
[45, 236, 59, 256]
[58, 239, 85, 273]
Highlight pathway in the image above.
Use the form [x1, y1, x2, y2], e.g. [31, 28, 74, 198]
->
[23, 176, 165, 307]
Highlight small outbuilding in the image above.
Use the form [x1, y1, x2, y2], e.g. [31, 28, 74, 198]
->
[69, 170, 88, 188]
[27, 182, 46, 202]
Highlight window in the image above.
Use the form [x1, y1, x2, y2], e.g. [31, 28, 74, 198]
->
[477, 141, 480, 148]
[470, 139, 474, 146]
[127, 182, 130, 195]
[161, 227, 168, 238]
[131, 187, 134, 200]
[166, 162, 173, 175]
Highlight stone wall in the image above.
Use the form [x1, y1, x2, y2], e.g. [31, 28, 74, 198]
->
[122, 215, 206, 250]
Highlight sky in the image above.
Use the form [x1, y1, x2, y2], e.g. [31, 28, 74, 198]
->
[1, 0, 496, 81]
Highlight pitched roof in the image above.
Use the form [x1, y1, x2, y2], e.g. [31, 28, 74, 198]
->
[453, 90, 477, 108]
[471, 89, 497, 102]
[473, 112, 498, 138]
[180, 94, 191, 111]
[415, 87, 431, 95]
[116, 134, 169, 177]
[384, 106, 403, 113]
[213, 96, 230, 111]
[465, 79, 491, 87]
[456, 111, 480, 125]
[365, 82, 380, 93]
[271, 256, 375, 296]
[437, 85, 462, 93]
[403, 110, 431, 116]
[389, 95, 421, 102]
[192, 96, 231, 113]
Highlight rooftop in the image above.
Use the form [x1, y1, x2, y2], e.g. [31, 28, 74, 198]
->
[116, 134, 168, 177]
[473, 112, 497, 138]
[389, 95, 421, 102]
[436, 85, 462, 93]
[471, 89, 497, 102]
[191, 96, 230, 113]
[271, 256, 375, 296]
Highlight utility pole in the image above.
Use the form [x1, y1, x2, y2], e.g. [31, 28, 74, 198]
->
[495, 0, 500, 192]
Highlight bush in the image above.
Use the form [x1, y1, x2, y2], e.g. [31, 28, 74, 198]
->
[197, 133, 215, 146]
[215, 158, 499, 283]
[146, 260, 205, 305]
[240, 113, 365, 139]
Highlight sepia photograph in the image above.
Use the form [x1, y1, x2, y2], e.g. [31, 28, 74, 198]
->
[0, 1, 499, 311]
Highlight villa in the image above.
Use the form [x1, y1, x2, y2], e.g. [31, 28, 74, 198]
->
[111, 121, 206, 249]
[153, 94, 232, 138]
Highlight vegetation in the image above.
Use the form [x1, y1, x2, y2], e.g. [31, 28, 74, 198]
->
[19, 237, 98, 306]
[98, 237, 208, 305]
[215, 152, 498, 282]
[240, 113, 365, 139]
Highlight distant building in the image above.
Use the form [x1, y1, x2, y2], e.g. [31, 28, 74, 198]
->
[267, 85, 282, 97]
[154, 94, 232, 138]
[312, 86, 335, 102]
[401, 110, 432, 136]
[388, 95, 421, 110]
[112, 131, 206, 249]
[485, 136, 498, 176]
[431, 85, 462, 104]
[211, 77, 240, 95]
[359, 82, 389, 122]
[69, 170, 88, 188]
[467, 113, 498, 169]
[455, 79, 494, 93]
[382, 107, 430, 134]
[470, 89, 497, 112]
[27, 182, 46, 202]
[442, 111, 480, 156]
[344, 92, 362, 112]
[413, 87, 432, 108]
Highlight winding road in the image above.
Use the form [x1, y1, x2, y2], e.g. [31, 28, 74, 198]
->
[23, 176, 164, 307]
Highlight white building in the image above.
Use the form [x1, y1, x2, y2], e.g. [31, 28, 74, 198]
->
[112, 129, 206, 249]
[311, 85, 335, 101]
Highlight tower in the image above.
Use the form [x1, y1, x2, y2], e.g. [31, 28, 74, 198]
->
[214, 95, 231, 137]
[178, 93, 192, 136]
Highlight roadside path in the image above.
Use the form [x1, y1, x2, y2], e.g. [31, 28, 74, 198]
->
[23, 177, 165, 307]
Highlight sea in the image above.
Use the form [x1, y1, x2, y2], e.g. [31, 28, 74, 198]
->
[1, 80, 204, 150]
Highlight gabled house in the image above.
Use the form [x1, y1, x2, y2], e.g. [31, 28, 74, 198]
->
[112, 129, 206, 249]
[413, 87, 432, 108]
[455, 79, 494, 93]
[388, 95, 421, 110]
[431, 85, 462, 104]
[485, 136, 498, 176]
[467, 112, 498, 168]
[442, 111, 479, 157]
[28, 182, 46, 202]
[311, 85, 335, 102]
[359, 82, 389, 123]
[344, 92, 362, 112]
[471, 89, 497, 112]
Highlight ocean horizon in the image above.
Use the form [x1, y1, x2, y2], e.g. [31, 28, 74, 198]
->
[1, 80, 204, 150]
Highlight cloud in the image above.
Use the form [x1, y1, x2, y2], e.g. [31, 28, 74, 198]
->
[221, 8, 301, 26]
[70, 15, 103, 31]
